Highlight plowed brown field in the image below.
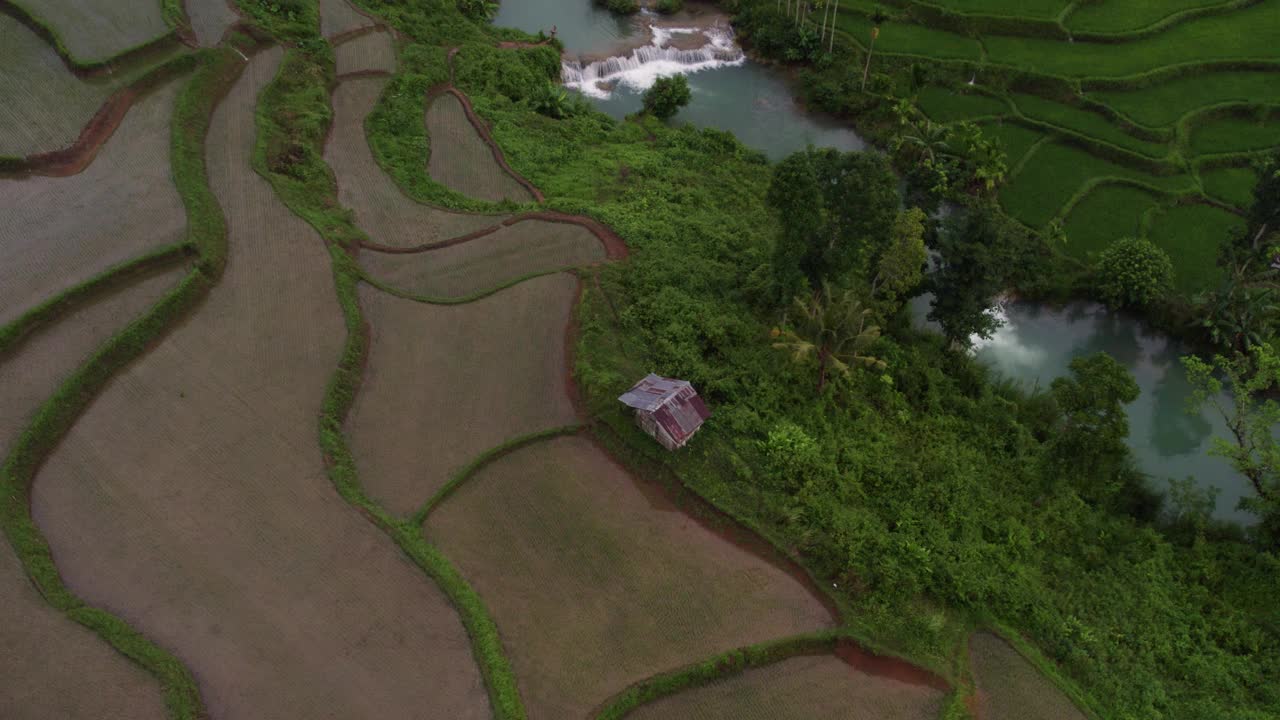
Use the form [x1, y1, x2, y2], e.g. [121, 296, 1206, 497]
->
[0, 79, 185, 326]
[347, 275, 580, 515]
[970, 632, 1087, 720]
[426, 91, 535, 203]
[28, 48, 490, 720]
[358, 219, 604, 299]
[426, 435, 835, 719]
[326, 77, 506, 247]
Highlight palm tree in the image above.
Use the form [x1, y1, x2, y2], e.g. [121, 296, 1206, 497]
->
[829, 0, 840, 53]
[771, 282, 887, 393]
[861, 8, 888, 90]
[893, 118, 950, 164]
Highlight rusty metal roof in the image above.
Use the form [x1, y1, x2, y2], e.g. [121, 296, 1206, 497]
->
[618, 373, 692, 411]
[619, 374, 711, 448]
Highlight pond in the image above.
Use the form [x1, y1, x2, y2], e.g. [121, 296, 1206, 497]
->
[493, 0, 865, 160]
[911, 297, 1253, 525]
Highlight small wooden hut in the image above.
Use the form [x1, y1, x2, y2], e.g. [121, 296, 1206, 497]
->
[618, 373, 710, 451]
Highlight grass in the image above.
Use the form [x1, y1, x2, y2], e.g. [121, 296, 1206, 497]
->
[981, 121, 1044, 167]
[1065, 0, 1238, 33]
[1200, 165, 1258, 207]
[1089, 72, 1280, 128]
[1011, 93, 1169, 159]
[1189, 113, 1280, 155]
[1000, 141, 1193, 228]
[917, 86, 1008, 123]
[916, 0, 1070, 17]
[982, 2, 1280, 78]
[834, 12, 983, 61]
[1147, 203, 1244, 292]
[1061, 184, 1162, 261]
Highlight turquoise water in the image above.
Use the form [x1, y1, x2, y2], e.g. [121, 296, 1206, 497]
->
[912, 297, 1254, 524]
[493, 0, 865, 160]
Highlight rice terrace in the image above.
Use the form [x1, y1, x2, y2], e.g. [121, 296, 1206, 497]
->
[1, 0, 1278, 718]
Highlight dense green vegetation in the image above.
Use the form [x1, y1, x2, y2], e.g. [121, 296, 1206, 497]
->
[733, 0, 1278, 314]
[272, 1, 1280, 718]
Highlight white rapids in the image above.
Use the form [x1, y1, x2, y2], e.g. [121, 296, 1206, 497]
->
[561, 18, 746, 98]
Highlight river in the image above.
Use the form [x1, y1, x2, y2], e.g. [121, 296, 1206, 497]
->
[493, 0, 865, 160]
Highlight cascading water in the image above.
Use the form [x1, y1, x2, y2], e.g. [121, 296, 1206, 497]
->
[561, 19, 746, 99]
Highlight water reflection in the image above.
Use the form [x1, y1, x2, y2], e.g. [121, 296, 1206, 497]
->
[968, 301, 1250, 524]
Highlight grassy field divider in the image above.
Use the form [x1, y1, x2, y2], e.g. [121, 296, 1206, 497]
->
[0, 244, 193, 355]
[591, 629, 962, 719]
[250, 43, 529, 720]
[0, 48, 249, 720]
[1069, 0, 1263, 43]
[411, 424, 585, 525]
[359, 263, 587, 305]
[1, 0, 182, 73]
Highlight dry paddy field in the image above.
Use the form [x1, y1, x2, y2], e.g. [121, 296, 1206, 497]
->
[0, 533, 168, 720]
[359, 220, 604, 299]
[970, 632, 1088, 720]
[185, 0, 239, 47]
[0, 14, 118, 157]
[426, 91, 535, 203]
[327, 77, 506, 247]
[334, 27, 396, 76]
[0, 78, 186, 327]
[426, 435, 835, 719]
[28, 48, 490, 720]
[19, 0, 170, 62]
[628, 653, 947, 720]
[0, 265, 185, 458]
[320, 0, 373, 37]
[347, 275, 580, 516]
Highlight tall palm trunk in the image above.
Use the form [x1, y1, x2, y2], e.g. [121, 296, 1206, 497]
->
[829, 0, 839, 53]
[861, 26, 879, 90]
[819, 0, 831, 43]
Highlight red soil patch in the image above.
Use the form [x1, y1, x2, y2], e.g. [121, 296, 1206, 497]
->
[834, 639, 951, 691]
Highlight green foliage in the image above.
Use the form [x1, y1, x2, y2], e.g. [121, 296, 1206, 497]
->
[593, 0, 639, 13]
[1184, 347, 1280, 543]
[1094, 236, 1175, 307]
[928, 205, 1038, 346]
[767, 148, 900, 293]
[870, 207, 928, 314]
[233, 0, 320, 44]
[655, 0, 684, 14]
[761, 422, 831, 491]
[642, 74, 692, 120]
[772, 281, 887, 392]
[1046, 353, 1141, 504]
[1248, 150, 1280, 244]
[456, 0, 498, 21]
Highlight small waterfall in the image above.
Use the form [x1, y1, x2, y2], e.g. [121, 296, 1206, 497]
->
[562, 21, 746, 99]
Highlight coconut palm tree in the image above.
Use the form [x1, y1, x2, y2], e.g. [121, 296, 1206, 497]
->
[771, 282, 887, 393]
[861, 8, 888, 90]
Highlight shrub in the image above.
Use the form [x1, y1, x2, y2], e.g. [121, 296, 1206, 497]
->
[1094, 236, 1174, 307]
[656, 0, 684, 13]
[643, 75, 692, 119]
[593, 0, 639, 14]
